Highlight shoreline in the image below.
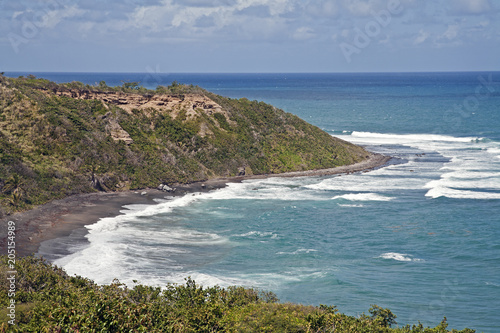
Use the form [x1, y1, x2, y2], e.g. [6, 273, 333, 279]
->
[0, 153, 391, 258]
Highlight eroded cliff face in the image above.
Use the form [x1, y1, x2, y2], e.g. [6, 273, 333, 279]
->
[37, 88, 238, 140]
[47, 88, 224, 116]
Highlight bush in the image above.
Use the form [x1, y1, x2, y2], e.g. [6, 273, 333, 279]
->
[0, 256, 476, 332]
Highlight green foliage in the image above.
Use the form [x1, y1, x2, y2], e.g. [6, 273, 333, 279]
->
[0, 256, 475, 332]
[213, 112, 231, 131]
[121, 81, 140, 91]
[98, 80, 108, 89]
[369, 304, 398, 327]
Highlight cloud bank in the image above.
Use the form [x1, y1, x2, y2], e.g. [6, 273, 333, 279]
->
[1, 0, 499, 72]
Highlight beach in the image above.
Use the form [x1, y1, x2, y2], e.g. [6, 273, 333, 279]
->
[0, 153, 390, 258]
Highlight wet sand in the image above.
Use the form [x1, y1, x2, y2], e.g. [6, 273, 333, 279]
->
[0, 153, 391, 257]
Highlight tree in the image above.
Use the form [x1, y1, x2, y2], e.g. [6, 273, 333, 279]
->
[121, 81, 140, 90]
[98, 80, 108, 89]
[368, 304, 397, 327]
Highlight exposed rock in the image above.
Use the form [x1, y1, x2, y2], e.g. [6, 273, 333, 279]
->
[105, 117, 133, 145]
[158, 184, 174, 192]
[39, 88, 234, 138]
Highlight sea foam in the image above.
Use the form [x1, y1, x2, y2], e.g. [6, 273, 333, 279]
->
[332, 193, 394, 201]
[378, 252, 423, 262]
[337, 131, 500, 200]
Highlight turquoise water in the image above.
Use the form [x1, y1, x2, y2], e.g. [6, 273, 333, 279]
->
[19, 72, 500, 332]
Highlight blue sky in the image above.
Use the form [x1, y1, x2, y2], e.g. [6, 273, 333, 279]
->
[1, 0, 499, 73]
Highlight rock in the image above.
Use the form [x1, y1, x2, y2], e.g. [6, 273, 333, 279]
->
[91, 178, 105, 192]
[159, 184, 173, 192]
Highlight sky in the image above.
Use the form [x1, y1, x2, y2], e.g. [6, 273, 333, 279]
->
[1, 0, 499, 73]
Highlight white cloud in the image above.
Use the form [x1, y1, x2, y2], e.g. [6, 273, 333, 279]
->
[171, 6, 214, 27]
[129, 3, 176, 31]
[292, 26, 316, 40]
[123, 0, 296, 41]
[433, 23, 464, 47]
[305, 0, 340, 18]
[237, 0, 293, 14]
[343, 0, 373, 16]
[6, 4, 86, 29]
[413, 29, 429, 44]
[172, 0, 237, 7]
[3, 0, 499, 66]
[12, 11, 24, 20]
[441, 23, 460, 40]
[450, 0, 491, 15]
[341, 0, 389, 17]
[41, 5, 86, 29]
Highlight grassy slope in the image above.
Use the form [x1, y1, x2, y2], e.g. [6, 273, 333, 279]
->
[0, 75, 368, 216]
[0, 256, 475, 332]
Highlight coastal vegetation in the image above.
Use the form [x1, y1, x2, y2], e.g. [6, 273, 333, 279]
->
[0, 256, 475, 332]
[0, 74, 368, 216]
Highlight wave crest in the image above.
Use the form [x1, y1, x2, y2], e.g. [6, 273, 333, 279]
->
[332, 193, 394, 201]
[379, 252, 423, 262]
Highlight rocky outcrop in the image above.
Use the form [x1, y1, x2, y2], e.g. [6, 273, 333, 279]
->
[104, 116, 134, 145]
[39, 88, 234, 138]
[157, 184, 175, 192]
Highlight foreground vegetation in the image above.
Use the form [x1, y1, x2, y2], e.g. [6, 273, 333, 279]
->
[0, 74, 368, 216]
[0, 256, 475, 332]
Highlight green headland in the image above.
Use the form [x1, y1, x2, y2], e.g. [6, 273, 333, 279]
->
[0, 74, 368, 216]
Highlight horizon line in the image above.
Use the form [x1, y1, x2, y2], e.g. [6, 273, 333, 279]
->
[3, 70, 500, 75]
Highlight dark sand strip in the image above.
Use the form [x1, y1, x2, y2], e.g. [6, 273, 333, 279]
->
[0, 153, 391, 257]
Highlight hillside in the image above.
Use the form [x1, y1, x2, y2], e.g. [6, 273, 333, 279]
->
[0, 74, 369, 216]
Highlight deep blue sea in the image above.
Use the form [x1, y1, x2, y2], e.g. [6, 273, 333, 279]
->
[9, 72, 500, 332]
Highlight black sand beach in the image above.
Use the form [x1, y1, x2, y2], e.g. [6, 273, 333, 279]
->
[0, 153, 390, 257]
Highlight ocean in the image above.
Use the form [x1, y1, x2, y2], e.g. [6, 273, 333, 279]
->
[10, 72, 499, 332]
